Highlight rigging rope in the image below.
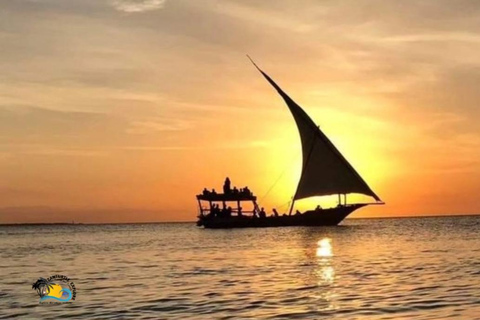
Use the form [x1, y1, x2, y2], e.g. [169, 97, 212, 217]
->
[278, 200, 292, 212]
[259, 152, 300, 205]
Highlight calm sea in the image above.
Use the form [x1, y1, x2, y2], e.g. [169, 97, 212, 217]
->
[1, 216, 480, 319]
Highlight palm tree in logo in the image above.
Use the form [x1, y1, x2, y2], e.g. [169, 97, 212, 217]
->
[32, 278, 55, 298]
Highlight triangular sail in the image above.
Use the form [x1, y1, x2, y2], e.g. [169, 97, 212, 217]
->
[250, 59, 381, 202]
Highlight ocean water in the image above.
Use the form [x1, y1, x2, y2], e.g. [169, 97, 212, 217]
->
[1, 216, 480, 319]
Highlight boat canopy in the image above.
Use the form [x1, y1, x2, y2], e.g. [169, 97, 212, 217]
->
[249, 58, 381, 202]
[197, 194, 257, 202]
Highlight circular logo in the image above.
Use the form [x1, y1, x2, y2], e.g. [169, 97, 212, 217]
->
[32, 275, 76, 303]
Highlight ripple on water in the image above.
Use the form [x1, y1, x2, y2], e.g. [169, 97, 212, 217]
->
[1, 218, 480, 319]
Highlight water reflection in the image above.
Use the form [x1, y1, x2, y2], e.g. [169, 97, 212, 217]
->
[312, 237, 336, 310]
[316, 238, 333, 258]
[315, 237, 335, 284]
[318, 265, 335, 284]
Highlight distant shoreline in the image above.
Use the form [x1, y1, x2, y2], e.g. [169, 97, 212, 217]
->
[0, 221, 193, 226]
[0, 213, 479, 226]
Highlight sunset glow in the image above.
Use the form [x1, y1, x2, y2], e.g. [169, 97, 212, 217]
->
[1, 1, 480, 223]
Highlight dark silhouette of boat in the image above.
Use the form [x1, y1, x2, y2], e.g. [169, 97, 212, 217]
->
[196, 58, 384, 229]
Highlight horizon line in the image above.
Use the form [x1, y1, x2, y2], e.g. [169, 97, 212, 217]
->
[1, 213, 479, 226]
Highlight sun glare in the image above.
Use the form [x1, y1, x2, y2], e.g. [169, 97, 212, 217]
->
[316, 238, 333, 257]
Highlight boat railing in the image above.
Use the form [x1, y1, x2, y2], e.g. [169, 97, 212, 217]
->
[196, 193, 257, 201]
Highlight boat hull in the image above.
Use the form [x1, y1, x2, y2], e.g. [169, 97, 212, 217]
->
[197, 204, 366, 229]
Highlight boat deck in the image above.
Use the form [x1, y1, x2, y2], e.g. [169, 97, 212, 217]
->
[197, 204, 366, 228]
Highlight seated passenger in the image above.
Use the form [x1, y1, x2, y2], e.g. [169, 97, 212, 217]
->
[233, 187, 238, 194]
[203, 188, 209, 195]
[238, 206, 243, 217]
[295, 210, 301, 215]
[259, 207, 266, 218]
[316, 205, 322, 211]
[220, 206, 227, 218]
[210, 204, 217, 217]
[211, 189, 217, 195]
[273, 208, 279, 217]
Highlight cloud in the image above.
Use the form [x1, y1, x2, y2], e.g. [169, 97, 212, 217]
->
[126, 119, 191, 134]
[16, 147, 107, 157]
[0, 105, 113, 145]
[116, 139, 274, 151]
[111, 0, 166, 13]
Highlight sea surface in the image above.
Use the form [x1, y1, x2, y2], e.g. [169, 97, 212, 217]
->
[1, 216, 480, 319]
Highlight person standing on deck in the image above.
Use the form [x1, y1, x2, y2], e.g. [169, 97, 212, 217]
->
[223, 177, 231, 194]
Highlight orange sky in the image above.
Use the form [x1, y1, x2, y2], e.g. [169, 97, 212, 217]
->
[1, 0, 480, 223]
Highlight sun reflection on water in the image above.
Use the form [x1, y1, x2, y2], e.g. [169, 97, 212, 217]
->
[319, 265, 335, 284]
[312, 237, 336, 310]
[316, 238, 333, 258]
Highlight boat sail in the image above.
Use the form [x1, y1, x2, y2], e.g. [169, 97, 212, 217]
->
[248, 57, 382, 212]
[195, 59, 383, 229]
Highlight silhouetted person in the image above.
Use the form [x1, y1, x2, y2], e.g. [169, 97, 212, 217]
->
[210, 204, 217, 217]
[244, 186, 251, 196]
[212, 189, 217, 195]
[233, 187, 238, 194]
[223, 206, 227, 217]
[295, 210, 301, 215]
[316, 205, 322, 211]
[259, 207, 266, 218]
[238, 206, 243, 217]
[223, 177, 231, 194]
[273, 208, 279, 217]
[227, 206, 232, 217]
[203, 188, 209, 196]
[220, 206, 227, 218]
